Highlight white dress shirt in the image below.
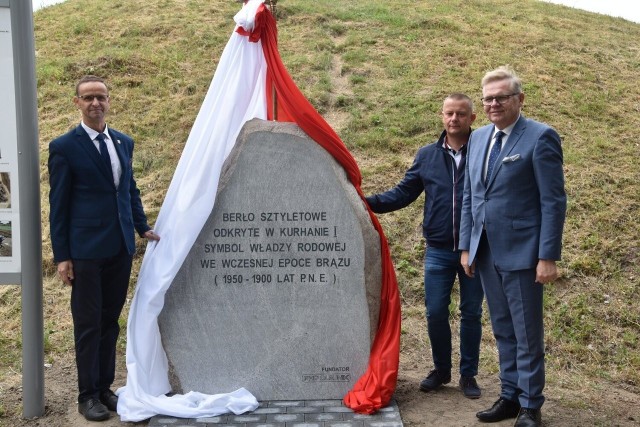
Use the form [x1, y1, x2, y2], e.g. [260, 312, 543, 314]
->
[483, 116, 519, 182]
[81, 122, 122, 187]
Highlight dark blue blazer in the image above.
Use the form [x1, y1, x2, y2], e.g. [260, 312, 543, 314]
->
[48, 124, 150, 262]
[459, 116, 566, 271]
[365, 130, 467, 250]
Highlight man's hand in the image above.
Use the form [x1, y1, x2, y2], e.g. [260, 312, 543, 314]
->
[536, 259, 558, 284]
[57, 260, 74, 286]
[461, 250, 475, 278]
[143, 230, 160, 241]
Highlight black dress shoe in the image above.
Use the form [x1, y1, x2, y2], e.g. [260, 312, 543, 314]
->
[514, 408, 542, 427]
[99, 389, 119, 412]
[78, 398, 110, 421]
[476, 397, 520, 422]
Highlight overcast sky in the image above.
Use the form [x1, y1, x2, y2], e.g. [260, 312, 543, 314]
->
[541, 0, 640, 23]
[32, 0, 640, 24]
[32, 0, 65, 11]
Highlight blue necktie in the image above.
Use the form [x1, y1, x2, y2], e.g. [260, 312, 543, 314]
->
[96, 133, 112, 170]
[485, 130, 504, 186]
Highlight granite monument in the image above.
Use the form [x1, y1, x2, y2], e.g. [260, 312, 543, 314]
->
[158, 119, 382, 400]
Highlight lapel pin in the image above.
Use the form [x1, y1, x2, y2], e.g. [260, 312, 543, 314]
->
[117, 139, 121, 145]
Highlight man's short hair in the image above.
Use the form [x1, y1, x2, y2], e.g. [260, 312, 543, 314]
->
[444, 93, 474, 112]
[75, 75, 108, 96]
[481, 65, 522, 94]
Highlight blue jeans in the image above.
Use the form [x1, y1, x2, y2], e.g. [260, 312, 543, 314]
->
[424, 246, 484, 377]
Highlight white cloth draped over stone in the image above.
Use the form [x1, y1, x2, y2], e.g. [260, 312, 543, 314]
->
[116, 0, 267, 421]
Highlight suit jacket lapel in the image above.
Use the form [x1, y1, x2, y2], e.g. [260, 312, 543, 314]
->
[109, 129, 131, 190]
[477, 126, 494, 188]
[75, 125, 115, 186]
[108, 130, 124, 162]
[502, 115, 526, 158]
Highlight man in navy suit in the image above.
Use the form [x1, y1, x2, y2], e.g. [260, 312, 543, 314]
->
[49, 75, 160, 422]
[459, 66, 566, 427]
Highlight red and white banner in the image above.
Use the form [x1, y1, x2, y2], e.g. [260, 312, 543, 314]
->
[118, 0, 400, 421]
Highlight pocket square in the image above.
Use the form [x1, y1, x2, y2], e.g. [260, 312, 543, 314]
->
[502, 154, 521, 163]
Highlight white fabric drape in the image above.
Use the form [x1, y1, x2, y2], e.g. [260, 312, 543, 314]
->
[117, 1, 266, 421]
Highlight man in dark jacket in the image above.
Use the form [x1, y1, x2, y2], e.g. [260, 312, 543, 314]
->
[366, 93, 484, 399]
[49, 75, 160, 421]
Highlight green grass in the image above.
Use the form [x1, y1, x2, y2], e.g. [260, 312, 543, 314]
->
[0, 0, 639, 421]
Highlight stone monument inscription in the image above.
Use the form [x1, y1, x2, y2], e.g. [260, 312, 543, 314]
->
[159, 119, 381, 400]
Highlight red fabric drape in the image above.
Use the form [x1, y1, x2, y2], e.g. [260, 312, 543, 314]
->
[238, 5, 401, 414]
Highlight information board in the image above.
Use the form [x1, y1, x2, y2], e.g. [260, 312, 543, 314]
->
[0, 6, 21, 274]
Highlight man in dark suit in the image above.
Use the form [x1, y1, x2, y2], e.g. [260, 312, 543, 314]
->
[48, 75, 160, 422]
[459, 66, 566, 427]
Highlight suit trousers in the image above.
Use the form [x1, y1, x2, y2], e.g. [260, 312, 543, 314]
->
[71, 246, 133, 402]
[476, 232, 545, 409]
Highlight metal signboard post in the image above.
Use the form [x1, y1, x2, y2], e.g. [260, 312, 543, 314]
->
[0, 0, 45, 418]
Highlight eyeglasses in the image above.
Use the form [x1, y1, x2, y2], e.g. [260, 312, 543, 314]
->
[77, 94, 109, 102]
[481, 93, 519, 106]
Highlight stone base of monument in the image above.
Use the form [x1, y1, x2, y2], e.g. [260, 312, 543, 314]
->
[147, 399, 403, 427]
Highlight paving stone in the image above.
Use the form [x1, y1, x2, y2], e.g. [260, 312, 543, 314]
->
[230, 414, 267, 423]
[195, 415, 228, 423]
[148, 417, 192, 426]
[253, 407, 286, 414]
[287, 406, 323, 414]
[267, 413, 305, 423]
[269, 400, 304, 408]
[325, 422, 365, 427]
[304, 400, 343, 407]
[364, 422, 403, 427]
[322, 406, 355, 413]
[305, 412, 343, 422]
[347, 412, 400, 421]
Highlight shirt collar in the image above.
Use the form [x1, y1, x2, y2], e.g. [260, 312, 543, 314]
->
[492, 115, 519, 139]
[442, 130, 471, 154]
[444, 141, 463, 155]
[81, 122, 110, 141]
